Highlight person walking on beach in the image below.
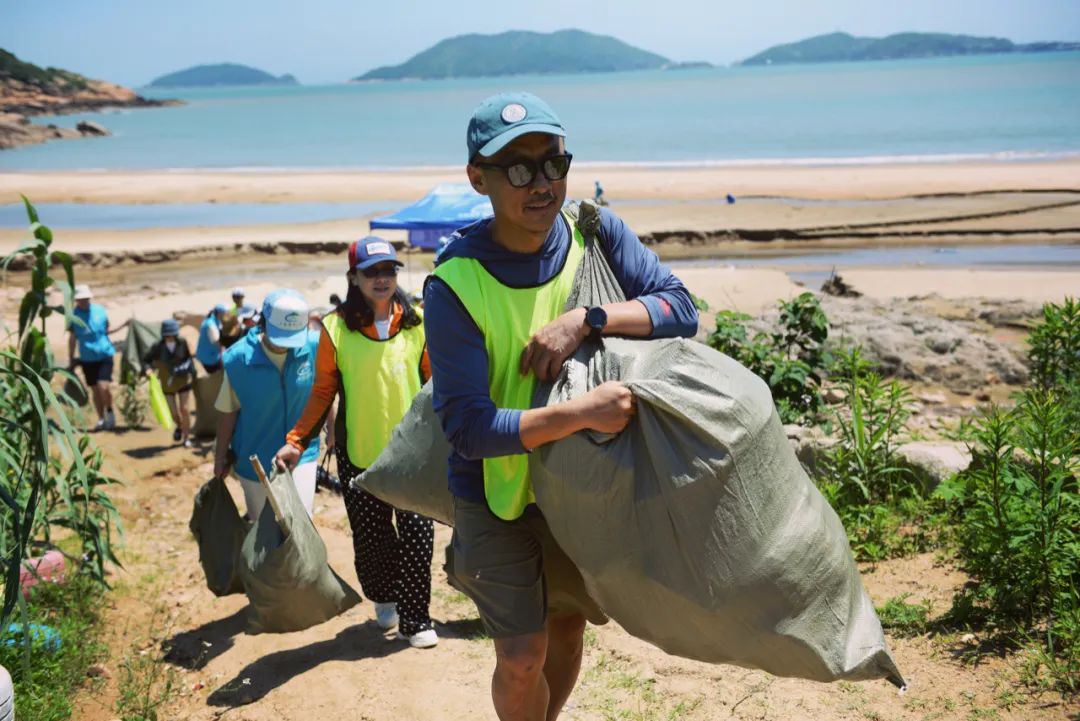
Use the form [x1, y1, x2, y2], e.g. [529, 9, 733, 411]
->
[195, 303, 227, 374]
[424, 92, 698, 720]
[142, 318, 197, 447]
[67, 284, 124, 430]
[220, 287, 247, 348]
[213, 289, 321, 520]
[274, 238, 438, 649]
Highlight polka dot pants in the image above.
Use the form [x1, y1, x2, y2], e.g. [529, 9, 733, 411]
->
[336, 445, 434, 635]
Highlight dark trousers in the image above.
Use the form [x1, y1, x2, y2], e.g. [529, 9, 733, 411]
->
[335, 445, 434, 635]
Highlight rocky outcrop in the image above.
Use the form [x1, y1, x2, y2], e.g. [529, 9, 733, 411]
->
[1, 50, 180, 150]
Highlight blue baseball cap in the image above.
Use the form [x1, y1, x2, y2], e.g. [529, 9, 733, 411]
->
[213, 303, 227, 314]
[467, 92, 565, 162]
[262, 289, 309, 349]
[348, 236, 402, 271]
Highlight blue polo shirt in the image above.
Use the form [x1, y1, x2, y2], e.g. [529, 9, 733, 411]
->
[423, 207, 699, 502]
[70, 304, 115, 362]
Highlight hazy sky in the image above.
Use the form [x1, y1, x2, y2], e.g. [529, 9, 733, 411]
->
[3, 0, 1079, 86]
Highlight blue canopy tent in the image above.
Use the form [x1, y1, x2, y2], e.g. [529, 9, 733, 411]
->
[369, 184, 492, 250]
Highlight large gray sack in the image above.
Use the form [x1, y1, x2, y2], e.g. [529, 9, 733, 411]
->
[361, 200, 904, 685]
[239, 466, 361, 633]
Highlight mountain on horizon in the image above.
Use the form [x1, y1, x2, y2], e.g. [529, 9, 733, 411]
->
[148, 63, 298, 88]
[354, 29, 670, 81]
[741, 31, 1080, 65]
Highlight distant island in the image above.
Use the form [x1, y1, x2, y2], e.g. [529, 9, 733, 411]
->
[741, 32, 1080, 65]
[1, 48, 178, 150]
[148, 63, 299, 88]
[354, 29, 671, 81]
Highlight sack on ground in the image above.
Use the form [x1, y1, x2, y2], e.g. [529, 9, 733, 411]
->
[192, 370, 223, 438]
[361, 200, 903, 685]
[189, 475, 247, 596]
[239, 465, 361, 633]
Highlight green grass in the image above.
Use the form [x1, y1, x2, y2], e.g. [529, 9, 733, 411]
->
[0, 575, 108, 721]
[877, 593, 933, 637]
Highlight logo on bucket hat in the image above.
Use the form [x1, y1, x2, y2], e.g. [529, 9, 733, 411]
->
[467, 92, 565, 161]
[262, 289, 310, 349]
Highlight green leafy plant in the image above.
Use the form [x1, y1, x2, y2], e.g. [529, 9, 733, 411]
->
[706, 292, 831, 424]
[936, 388, 1079, 693]
[0, 197, 122, 630]
[118, 367, 148, 429]
[817, 347, 929, 561]
[876, 593, 932, 637]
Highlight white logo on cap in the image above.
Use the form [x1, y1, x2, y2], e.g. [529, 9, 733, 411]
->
[501, 103, 527, 123]
[365, 241, 392, 256]
[269, 296, 308, 332]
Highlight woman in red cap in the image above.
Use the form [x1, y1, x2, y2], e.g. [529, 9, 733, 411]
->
[275, 236, 437, 649]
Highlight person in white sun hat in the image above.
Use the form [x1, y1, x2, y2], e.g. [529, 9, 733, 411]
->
[213, 289, 322, 520]
[67, 284, 126, 430]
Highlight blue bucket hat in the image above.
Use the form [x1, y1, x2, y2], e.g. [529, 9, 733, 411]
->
[467, 92, 565, 161]
[262, 289, 309, 349]
[161, 318, 180, 337]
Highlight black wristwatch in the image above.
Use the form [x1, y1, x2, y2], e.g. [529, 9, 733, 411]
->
[585, 306, 608, 339]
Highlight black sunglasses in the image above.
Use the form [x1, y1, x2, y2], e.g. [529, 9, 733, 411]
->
[360, 265, 399, 279]
[472, 153, 573, 188]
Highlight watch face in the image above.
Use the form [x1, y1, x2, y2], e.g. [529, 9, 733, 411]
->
[586, 306, 608, 330]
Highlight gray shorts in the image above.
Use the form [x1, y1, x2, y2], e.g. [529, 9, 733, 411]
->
[447, 496, 608, 639]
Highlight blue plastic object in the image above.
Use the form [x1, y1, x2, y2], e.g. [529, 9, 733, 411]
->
[2, 623, 61, 652]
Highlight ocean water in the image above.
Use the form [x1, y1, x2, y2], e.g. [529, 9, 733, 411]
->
[2, 52, 1078, 171]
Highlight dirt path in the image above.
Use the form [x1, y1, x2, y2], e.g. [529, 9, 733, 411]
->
[65, 420, 1079, 721]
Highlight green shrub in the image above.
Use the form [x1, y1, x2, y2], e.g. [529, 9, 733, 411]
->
[706, 292, 830, 424]
[0, 197, 122, 629]
[817, 347, 931, 561]
[936, 388, 1079, 692]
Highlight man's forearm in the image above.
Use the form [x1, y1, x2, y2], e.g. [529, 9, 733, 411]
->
[519, 399, 587, 451]
[599, 299, 653, 337]
[214, 411, 239, 464]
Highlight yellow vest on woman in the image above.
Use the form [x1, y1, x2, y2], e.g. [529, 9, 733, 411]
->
[432, 215, 585, 520]
[322, 309, 426, 469]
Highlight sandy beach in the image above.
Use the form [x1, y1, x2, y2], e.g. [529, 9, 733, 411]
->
[2, 158, 1077, 340]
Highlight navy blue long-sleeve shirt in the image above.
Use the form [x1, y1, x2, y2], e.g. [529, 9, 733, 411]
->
[423, 207, 699, 502]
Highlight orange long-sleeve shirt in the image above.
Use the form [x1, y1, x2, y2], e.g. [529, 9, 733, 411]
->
[285, 303, 430, 451]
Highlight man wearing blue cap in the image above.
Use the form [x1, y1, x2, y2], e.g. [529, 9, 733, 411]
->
[424, 92, 699, 720]
[195, 303, 228, 374]
[214, 289, 321, 519]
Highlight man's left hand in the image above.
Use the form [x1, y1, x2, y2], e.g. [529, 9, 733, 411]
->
[520, 308, 588, 382]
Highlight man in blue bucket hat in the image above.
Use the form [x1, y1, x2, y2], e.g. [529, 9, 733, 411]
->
[214, 289, 321, 520]
[424, 92, 699, 720]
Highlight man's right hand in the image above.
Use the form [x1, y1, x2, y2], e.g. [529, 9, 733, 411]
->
[273, 443, 301, 471]
[575, 381, 636, 434]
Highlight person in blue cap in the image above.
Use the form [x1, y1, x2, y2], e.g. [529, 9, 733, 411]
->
[424, 92, 698, 720]
[142, 317, 197, 447]
[195, 303, 228, 374]
[214, 289, 321, 520]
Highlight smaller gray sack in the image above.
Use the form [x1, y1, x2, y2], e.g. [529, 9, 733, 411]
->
[189, 475, 247, 597]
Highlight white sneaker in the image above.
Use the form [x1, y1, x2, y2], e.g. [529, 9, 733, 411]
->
[397, 628, 438, 649]
[104, 411, 116, 430]
[374, 602, 398, 630]
[93, 418, 107, 431]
